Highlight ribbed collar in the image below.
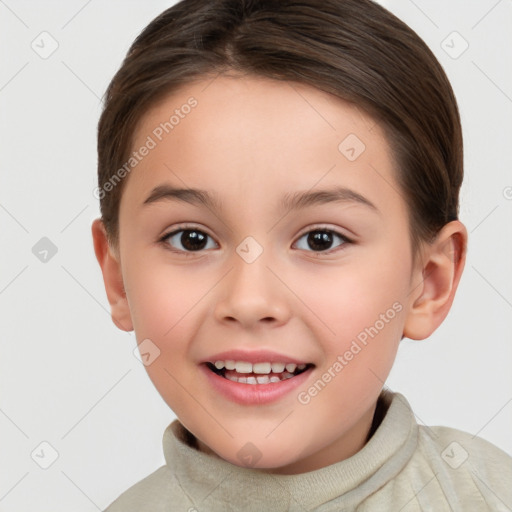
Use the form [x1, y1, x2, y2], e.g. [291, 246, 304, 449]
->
[162, 389, 418, 510]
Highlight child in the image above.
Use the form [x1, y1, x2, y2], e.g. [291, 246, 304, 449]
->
[92, 0, 512, 510]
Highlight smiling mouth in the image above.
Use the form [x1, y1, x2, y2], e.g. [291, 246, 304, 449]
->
[205, 360, 315, 384]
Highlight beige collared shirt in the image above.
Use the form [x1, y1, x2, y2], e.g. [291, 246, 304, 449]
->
[104, 389, 512, 511]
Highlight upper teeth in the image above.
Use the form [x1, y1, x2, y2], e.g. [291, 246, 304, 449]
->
[213, 360, 306, 374]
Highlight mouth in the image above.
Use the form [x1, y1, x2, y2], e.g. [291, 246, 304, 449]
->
[205, 360, 315, 385]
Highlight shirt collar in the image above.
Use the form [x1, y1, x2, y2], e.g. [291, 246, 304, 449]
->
[163, 389, 418, 510]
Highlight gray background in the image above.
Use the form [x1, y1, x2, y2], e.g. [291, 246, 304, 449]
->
[1, 0, 511, 510]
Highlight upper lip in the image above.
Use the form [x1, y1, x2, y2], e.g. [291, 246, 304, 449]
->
[202, 349, 311, 365]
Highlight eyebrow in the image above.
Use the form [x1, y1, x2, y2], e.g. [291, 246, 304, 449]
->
[281, 187, 378, 213]
[143, 185, 222, 211]
[143, 184, 378, 213]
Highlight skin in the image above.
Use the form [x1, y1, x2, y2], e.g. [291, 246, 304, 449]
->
[92, 74, 467, 474]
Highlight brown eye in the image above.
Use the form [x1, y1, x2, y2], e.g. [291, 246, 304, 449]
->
[294, 229, 348, 252]
[163, 229, 217, 252]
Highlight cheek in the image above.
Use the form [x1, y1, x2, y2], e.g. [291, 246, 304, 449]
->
[294, 258, 407, 363]
[292, 265, 406, 436]
[124, 263, 211, 409]
[125, 260, 207, 339]
[123, 262, 203, 383]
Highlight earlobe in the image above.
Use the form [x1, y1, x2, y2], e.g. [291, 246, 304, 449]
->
[403, 220, 467, 340]
[91, 219, 134, 332]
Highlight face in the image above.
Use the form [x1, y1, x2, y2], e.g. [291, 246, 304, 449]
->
[114, 75, 421, 474]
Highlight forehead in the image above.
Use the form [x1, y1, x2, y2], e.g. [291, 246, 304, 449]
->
[134, 74, 379, 162]
[123, 74, 403, 217]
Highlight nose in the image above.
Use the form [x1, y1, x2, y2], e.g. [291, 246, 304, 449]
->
[213, 249, 292, 329]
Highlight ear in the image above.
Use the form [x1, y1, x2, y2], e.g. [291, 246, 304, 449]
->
[91, 218, 133, 332]
[403, 220, 467, 340]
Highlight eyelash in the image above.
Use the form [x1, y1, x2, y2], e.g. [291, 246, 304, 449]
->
[158, 224, 352, 256]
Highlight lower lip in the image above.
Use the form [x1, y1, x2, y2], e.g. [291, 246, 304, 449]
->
[200, 364, 314, 405]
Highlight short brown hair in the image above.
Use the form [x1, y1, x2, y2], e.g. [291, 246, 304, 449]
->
[97, 0, 463, 250]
